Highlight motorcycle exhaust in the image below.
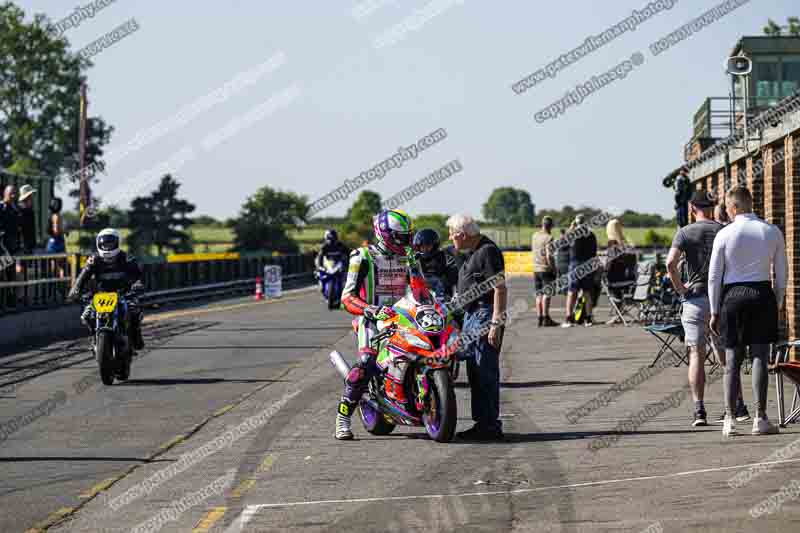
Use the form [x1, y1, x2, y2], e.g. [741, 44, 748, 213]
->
[329, 350, 352, 380]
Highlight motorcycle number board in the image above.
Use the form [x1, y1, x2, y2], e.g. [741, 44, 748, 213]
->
[93, 292, 118, 313]
[416, 307, 444, 333]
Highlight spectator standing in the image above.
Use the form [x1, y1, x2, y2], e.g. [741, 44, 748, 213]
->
[532, 216, 558, 327]
[46, 197, 66, 253]
[675, 168, 692, 228]
[709, 188, 787, 437]
[448, 214, 507, 441]
[0, 185, 20, 255]
[562, 215, 598, 328]
[18, 184, 36, 254]
[666, 191, 749, 427]
[1, 185, 21, 307]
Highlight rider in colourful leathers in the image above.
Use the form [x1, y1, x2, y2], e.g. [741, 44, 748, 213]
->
[335, 209, 414, 440]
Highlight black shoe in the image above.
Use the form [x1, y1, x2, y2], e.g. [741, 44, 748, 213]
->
[693, 410, 708, 427]
[735, 404, 751, 422]
[456, 424, 482, 440]
[457, 425, 505, 441]
[538, 316, 544, 328]
[133, 330, 144, 350]
[543, 317, 560, 327]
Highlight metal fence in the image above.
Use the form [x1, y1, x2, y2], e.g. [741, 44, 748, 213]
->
[0, 251, 316, 316]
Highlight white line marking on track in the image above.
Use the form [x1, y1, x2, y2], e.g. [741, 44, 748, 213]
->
[224, 457, 800, 530]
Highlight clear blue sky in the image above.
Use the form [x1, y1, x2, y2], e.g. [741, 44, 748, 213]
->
[18, 0, 799, 220]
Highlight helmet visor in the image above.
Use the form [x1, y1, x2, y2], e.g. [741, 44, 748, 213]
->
[97, 234, 119, 251]
[390, 231, 412, 248]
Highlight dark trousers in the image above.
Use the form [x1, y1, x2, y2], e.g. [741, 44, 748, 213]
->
[463, 306, 502, 432]
[676, 204, 689, 228]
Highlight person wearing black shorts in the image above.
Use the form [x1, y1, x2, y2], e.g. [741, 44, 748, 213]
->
[709, 188, 787, 437]
[532, 216, 558, 327]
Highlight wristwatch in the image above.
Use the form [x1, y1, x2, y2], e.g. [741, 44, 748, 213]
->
[489, 320, 502, 327]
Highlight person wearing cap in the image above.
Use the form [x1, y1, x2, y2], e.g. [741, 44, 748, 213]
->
[667, 190, 748, 427]
[18, 184, 37, 254]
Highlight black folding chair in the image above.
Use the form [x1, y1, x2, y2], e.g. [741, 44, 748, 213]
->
[602, 252, 639, 326]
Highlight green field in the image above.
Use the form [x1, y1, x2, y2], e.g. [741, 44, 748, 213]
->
[66, 224, 676, 255]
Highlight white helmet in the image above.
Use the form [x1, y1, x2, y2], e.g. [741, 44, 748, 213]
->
[96, 228, 121, 262]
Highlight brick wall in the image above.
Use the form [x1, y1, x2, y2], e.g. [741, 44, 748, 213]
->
[764, 145, 788, 340]
[785, 135, 800, 357]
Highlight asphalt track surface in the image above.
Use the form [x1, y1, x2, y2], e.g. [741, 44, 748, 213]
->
[1, 279, 799, 532]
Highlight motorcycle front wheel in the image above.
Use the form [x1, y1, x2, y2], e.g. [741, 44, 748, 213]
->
[423, 369, 457, 442]
[96, 331, 115, 386]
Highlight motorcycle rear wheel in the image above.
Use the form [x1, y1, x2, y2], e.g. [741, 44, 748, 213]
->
[97, 331, 115, 386]
[424, 369, 457, 442]
[359, 400, 396, 435]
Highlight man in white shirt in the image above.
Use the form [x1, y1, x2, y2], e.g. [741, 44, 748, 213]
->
[709, 188, 788, 437]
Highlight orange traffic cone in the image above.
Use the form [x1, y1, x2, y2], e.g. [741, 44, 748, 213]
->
[255, 276, 264, 300]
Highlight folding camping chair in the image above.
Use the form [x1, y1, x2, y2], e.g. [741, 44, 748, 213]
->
[772, 340, 800, 427]
[603, 251, 640, 326]
[644, 321, 689, 368]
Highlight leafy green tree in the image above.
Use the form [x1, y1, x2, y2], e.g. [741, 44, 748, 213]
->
[0, 2, 113, 190]
[790, 17, 800, 36]
[763, 17, 800, 36]
[764, 19, 783, 36]
[231, 186, 307, 253]
[340, 190, 382, 247]
[192, 215, 223, 227]
[128, 175, 196, 256]
[482, 187, 535, 226]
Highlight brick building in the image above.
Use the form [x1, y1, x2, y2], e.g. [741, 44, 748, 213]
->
[670, 37, 800, 359]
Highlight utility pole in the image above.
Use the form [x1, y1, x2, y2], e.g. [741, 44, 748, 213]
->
[78, 82, 90, 255]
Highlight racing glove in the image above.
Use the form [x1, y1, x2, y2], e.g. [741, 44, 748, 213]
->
[363, 305, 396, 322]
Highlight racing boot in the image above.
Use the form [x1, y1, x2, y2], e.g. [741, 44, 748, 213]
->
[335, 397, 356, 440]
[129, 308, 145, 350]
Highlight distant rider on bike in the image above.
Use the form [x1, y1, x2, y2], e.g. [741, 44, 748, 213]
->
[68, 228, 145, 351]
[335, 209, 414, 440]
[315, 229, 349, 294]
[413, 228, 460, 300]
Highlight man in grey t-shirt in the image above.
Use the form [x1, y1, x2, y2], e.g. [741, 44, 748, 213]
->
[667, 190, 748, 427]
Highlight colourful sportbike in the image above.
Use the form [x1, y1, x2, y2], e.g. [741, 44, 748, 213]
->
[330, 250, 460, 442]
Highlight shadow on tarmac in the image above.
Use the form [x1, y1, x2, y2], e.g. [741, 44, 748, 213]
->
[116, 377, 285, 386]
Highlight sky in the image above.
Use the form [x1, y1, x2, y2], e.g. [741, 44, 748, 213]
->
[16, 0, 799, 220]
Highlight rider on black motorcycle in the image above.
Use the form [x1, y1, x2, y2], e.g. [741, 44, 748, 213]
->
[315, 229, 349, 291]
[412, 228, 460, 300]
[334, 209, 414, 440]
[67, 228, 145, 351]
